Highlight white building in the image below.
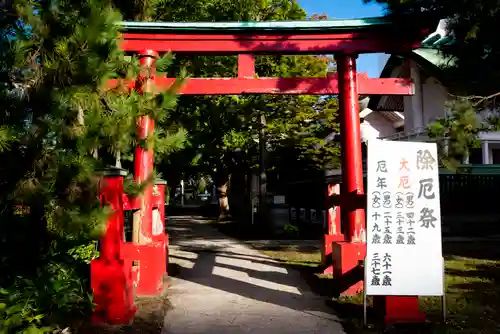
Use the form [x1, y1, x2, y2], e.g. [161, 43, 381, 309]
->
[360, 20, 500, 164]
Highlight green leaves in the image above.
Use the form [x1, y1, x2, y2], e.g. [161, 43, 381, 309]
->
[427, 99, 482, 169]
[0, 254, 93, 333]
[156, 52, 175, 74]
[147, 0, 340, 187]
[0, 126, 14, 152]
[0, 0, 182, 332]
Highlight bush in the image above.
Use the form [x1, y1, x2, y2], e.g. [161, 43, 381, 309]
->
[0, 241, 97, 333]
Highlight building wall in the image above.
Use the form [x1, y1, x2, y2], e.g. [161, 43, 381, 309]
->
[360, 112, 397, 142]
[422, 76, 448, 124]
[401, 60, 500, 165]
[403, 60, 448, 131]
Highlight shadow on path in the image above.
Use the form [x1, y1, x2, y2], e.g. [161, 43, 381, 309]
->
[163, 216, 345, 334]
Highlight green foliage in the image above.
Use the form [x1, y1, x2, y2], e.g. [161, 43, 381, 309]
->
[427, 100, 482, 169]
[67, 242, 100, 264]
[198, 177, 208, 193]
[0, 254, 93, 333]
[0, 126, 14, 152]
[115, 0, 306, 22]
[283, 222, 300, 235]
[0, 0, 182, 332]
[149, 0, 340, 190]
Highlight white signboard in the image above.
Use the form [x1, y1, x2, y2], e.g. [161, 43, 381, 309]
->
[365, 139, 444, 296]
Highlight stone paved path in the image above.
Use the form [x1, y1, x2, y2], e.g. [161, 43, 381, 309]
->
[163, 216, 345, 334]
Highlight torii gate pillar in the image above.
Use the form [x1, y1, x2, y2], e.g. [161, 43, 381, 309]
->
[331, 54, 366, 295]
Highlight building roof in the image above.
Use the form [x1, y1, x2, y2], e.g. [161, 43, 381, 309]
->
[368, 19, 455, 112]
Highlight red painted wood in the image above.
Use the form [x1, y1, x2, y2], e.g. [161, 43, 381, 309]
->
[337, 55, 366, 243]
[322, 183, 345, 274]
[91, 174, 137, 325]
[134, 115, 155, 240]
[384, 296, 426, 324]
[134, 50, 158, 242]
[121, 31, 422, 54]
[238, 54, 255, 78]
[121, 240, 168, 296]
[107, 75, 413, 95]
[331, 241, 366, 295]
[131, 50, 168, 296]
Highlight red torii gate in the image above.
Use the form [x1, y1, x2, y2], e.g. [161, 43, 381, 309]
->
[94, 17, 430, 325]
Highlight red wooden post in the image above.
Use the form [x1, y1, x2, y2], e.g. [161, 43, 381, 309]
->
[382, 296, 425, 324]
[133, 49, 158, 244]
[337, 54, 366, 242]
[127, 49, 167, 296]
[331, 54, 366, 295]
[91, 169, 137, 325]
[134, 115, 155, 241]
[321, 183, 345, 274]
[238, 54, 255, 78]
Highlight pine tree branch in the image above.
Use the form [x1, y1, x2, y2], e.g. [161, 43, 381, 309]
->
[448, 91, 500, 107]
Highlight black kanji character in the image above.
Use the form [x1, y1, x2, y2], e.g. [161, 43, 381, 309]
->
[383, 192, 391, 208]
[405, 192, 415, 208]
[418, 178, 436, 200]
[396, 212, 404, 225]
[377, 177, 388, 189]
[417, 149, 436, 170]
[383, 253, 392, 262]
[382, 275, 392, 286]
[377, 160, 388, 173]
[395, 192, 404, 209]
[372, 191, 381, 208]
[419, 207, 438, 228]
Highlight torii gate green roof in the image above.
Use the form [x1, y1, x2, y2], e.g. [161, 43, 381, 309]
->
[121, 16, 401, 33]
